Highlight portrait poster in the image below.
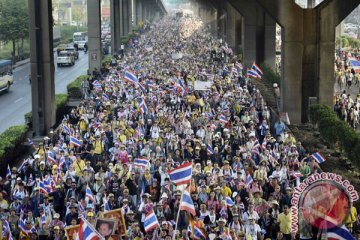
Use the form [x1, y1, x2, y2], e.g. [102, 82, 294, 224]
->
[65, 224, 80, 240]
[95, 218, 117, 237]
[103, 208, 127, 236]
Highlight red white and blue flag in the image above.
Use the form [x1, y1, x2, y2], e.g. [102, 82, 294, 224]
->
[6, 165, 11, 179]
[137, 96, 148, 114]
[124, 71, 138, 84]
[47, 151, 56, 164]
[247, 68, 259, 78]
[144, 209, 160, 233]
[85, 185, 95, 203]
[245, 174, 253, 188]
[326, 225, 355, 240]
[207, 145, 214, 155]
[3, 219, 14, 240]
[176, 79, 187, 96]
[77, 217, 104, 240]
[70, 136, 81, 147]
[134, 157, 150, 168]
[168, 162, 193, 185]
[92, 80, 102, 90]
[193, 224, 206, 239]
[349, 57, 360, 73]
[225, 197, 235, 207]
[63, 125, 71, 135]
[251, 62, 263, 78]
[219, 114, 227, 124]
[18, 219, 31, 236]
[180, 190, 196, 216]
[311, 152, 326, 164]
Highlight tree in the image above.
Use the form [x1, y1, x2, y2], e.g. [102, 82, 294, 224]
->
[0, 0, 29, 62]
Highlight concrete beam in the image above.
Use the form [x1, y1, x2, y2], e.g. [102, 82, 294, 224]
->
[87, 0, 102, 72]
[227, 0, 276, 69]
[111, 0, 121, 54]
[122, 0, 130, 35]
[28, 0, 56, 136]
[255, 0, 360, 123]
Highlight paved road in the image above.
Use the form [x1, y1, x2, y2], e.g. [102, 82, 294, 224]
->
[0, 51, 88, 133]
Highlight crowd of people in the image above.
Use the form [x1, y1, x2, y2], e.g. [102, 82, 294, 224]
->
[1, 14, 359, 240]
[334, 49, 360, 130]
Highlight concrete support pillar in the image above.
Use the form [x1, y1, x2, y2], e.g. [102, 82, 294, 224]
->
[135, 0, 143, 27]
[228, 0, 276, 69]
[255, 0, 359, 123]
[111, 0, 121, 54]
[122, 0, 130, 35]
[217, 2, 227, 41]
[225, 2, 242, 54]
[28, 0, 55, 136]
[87, 0, 102, 72]
[127, 0, 133, 33]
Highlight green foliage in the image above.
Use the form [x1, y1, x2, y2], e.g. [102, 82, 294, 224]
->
[67, 75, 87, 99]
[0, 0, 29, 61]
[309, 104, 360, 168]
[102, 55, 112, 67]
[0, 125, 28, 165]
[259, 63, 281, 86]
[336, 36, 360, 49]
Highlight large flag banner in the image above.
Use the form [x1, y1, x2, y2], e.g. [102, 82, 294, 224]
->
[168, 162, 193, 185]
[349, 57, 360, 73]
[180, 190, 196, 216]
[124, 71, 138, 84]
[143, 209, 160, 233]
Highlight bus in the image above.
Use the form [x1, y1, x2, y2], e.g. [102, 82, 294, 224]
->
[0, 59, 14, 92]
[73, 32, 88, 50]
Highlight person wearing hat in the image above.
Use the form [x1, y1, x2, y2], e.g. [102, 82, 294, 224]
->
[215, 217, 229, 237]
[49, 213, 65, 231]
[245, 216, 262, 240]
[65, 203, 79, 226]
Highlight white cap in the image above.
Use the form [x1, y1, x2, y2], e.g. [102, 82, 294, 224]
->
[161, 192, 168, 199]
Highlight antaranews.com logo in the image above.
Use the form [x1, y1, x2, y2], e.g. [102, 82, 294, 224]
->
[291, 172, 359, 233]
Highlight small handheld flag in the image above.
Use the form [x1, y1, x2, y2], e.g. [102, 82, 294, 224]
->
[311, 152, 326, 164]
[168, 162, 193, 186]
[144, 209, 160, 233]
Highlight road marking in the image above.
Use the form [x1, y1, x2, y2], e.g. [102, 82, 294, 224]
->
[14, 97, 23, 103]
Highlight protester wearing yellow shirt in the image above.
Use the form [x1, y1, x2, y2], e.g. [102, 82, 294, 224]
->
[221, 181, 232, 197]
[277, 205, 292, 239]
[344, 203, 357, 232]
[73, 154, 86, 177]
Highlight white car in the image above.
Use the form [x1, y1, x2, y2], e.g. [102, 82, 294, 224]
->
[57, 51, 75, 67]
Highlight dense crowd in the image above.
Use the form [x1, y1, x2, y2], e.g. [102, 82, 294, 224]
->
[1, 15, 359, 240]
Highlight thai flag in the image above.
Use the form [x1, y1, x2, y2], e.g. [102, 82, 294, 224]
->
[245, 175, 253, 187]
[92, 80, 102, 90]
[193, 224, 206, 239]
[59, 156, 65, 168]
[28, 138, 33, 145]
[70, 136, 81, 147]
[247, 68, 259, 78]
[39, 181, 48, 195]
[85, 185, 95, 203]
[144, 209, 160, 233]
[18, 159, 29, 173]
[18, 219, 30, 236]
[63, 125, 71, 135]
[78, 201, 85, 213]
[47, 152, 56, 164]
[252, 139, 260, 149]
[102, 93, 109, 101]
[251, 62, 263, 78]
[311, 152, 326, 164]
[290, 171, 303, 178]
[40, 213, 46, 227]
[146, 80, 157, 88]
[180, 190, 196, 216]
[3, 219, 14, 240]
[103, 197, 111, 212]
[168, 162, 193, 185]
[6, 164, 11, 179]
[225, 197, 235, 207]
[205, 112, 213, 119]
[235, 62, 243, 70]
[232, 68, 238, 76]
[27, 174, 35, 186]
[207, 145, 214, 155]
[219, 114, 227, 123]
[138, 83, 147, 94]
[77, 217, 104, 240]
[124, 71, 138, 84]
[176, 79, 187, 96]
[349, 57, 360, 73]
[167, 220, 176, 226]
[134, 157, 150, 168]
[137, 96, 148, 114]
[326, 225, 355, 240]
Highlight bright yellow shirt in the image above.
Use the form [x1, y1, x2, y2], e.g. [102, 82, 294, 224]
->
[277, 212, 292, 234]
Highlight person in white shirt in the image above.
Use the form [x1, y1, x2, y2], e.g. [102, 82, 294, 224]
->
[245, 217, 262, 240]
[242, 203, 260, 226]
